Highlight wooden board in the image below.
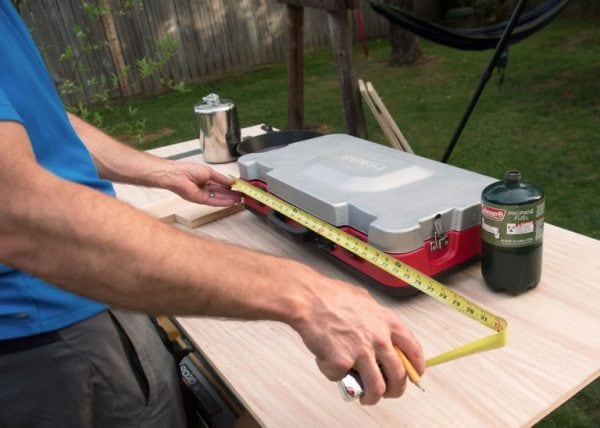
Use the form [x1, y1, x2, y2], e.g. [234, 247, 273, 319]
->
[139, 197, 244, 229]
[359, 78, 403, 150]
[114, 125, 269, 226]
[359, 78, 414, 153]
[366, 81, 413, 153]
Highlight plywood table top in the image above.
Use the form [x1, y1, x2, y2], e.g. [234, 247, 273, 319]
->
[176, 214, 599, 427]
[115, 133, 600, 427]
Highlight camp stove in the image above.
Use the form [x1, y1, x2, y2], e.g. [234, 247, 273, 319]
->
[237, 135, 496, 296]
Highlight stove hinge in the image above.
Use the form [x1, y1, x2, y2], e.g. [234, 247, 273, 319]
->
[430, 214, 448, 252]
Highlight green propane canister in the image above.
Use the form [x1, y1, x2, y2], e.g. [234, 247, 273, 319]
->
[481, 170, 545, 295]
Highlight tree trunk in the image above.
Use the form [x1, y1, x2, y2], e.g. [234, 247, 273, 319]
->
[384, 0, 422, 66]
[97, 0, 133, 97]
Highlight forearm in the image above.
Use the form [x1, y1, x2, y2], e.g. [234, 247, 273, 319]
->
[2, 168, 313, 321]
[0, 123, 311, 323]
[68, 112, 175, 188]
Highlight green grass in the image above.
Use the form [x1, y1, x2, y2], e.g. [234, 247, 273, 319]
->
[94, 16, 599, 426]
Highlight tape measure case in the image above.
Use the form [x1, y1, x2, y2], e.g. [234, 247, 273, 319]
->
[238, 135, 495, 296]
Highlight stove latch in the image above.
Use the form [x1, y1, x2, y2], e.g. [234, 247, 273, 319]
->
[430, 214, 448, 252]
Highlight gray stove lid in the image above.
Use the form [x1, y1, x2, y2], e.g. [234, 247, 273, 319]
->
[238, 134, 496, 253]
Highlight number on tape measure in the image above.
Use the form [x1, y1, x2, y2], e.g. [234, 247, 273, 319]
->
[232, 178, 507, 366]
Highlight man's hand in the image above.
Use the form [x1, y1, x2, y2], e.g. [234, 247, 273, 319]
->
[68, 113, 240, 207]
[291, 274, 426, 405]
[159, 161, 241, 207]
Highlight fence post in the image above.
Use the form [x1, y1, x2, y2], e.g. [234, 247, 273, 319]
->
[327, 0, 366, 137]
[279, 0, 366, 137]
[287, 5, 304, 129]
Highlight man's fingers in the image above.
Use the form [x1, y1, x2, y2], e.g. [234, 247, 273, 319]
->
[208, 169, 235, 186]
[316, 355, 354, 382]
[354, 356, 387, 405]
[391, 328, 426, 376]
[288, 273, 424, 406]
[378, 347, 408, 398]
[203, 184, 241, 206]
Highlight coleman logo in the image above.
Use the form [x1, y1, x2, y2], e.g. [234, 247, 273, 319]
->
[482, 204, 506, 221]
[339, 154, 387, 171]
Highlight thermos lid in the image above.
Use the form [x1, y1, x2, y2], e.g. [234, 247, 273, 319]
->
[194, 93, 235, 114]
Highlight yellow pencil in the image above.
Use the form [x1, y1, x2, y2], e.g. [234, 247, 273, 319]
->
[395, 347, 425, 392]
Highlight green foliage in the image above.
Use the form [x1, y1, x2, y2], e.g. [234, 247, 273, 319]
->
[135, 57, 155, 80]
[116, 0, 142, 12]
[158, 78, 189, 94]
[59, 45, 75, 62]
[49, 1, 186, 144]
[82, 2, 107, 21]
[134, 35, 179, 81]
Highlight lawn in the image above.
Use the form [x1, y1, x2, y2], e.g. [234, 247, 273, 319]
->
[94, 15, 599, 427]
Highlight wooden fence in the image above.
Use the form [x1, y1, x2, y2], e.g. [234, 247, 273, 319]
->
[19, 0, 390, 104]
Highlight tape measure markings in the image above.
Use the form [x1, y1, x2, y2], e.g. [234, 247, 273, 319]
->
[232, 178, 507, 366]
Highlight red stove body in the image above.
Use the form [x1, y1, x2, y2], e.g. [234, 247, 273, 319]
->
[238, 135, 495, 296]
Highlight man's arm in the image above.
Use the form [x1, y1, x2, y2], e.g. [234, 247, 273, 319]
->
[0, 120, 425, 405]
[68, 113, 239, 207]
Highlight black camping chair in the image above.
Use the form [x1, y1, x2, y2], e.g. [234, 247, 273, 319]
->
[369, 0, 572, 162]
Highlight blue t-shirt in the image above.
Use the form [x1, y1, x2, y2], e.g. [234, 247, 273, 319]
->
[0, 1, 115, 339]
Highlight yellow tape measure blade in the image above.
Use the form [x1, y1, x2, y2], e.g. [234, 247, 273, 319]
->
[232, 178, 508, 364]
[426, 329, 508, 367]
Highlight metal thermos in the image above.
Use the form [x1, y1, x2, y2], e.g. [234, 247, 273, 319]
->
[194, 93, 241, 163]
